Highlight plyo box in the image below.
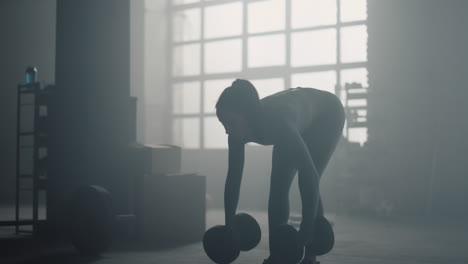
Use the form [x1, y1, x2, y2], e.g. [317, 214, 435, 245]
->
[139, 174, 206, 245]
[143, 144, 181, 175]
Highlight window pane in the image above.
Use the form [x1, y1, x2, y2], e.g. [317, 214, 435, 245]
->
[347, 99, 367, 107]
[172, 0, 199, 5]
[340, 68, 368, 87]
[291, 0, 336, 29]
[348, 127, 367, 145]
[248, 34, 285, 68]
[204, 39, 242, 74]
[248, 0, 285, 33]
[147, 0, 196, 9]
[173, 8, 201, 42]
[341, 25, 367, 63]
[205, 3, 243, 39]
[204, 79, 232, 113]
[173, 43, 200, 76]
[291, 29, 337, 66]
[204, 117, 228, 149]
[340, 0, 367, 22]
[173, 118, 200, 149]
[291, 71, 336, 94]
[173, 82, 201, 114]
[250, 78, 284, 99]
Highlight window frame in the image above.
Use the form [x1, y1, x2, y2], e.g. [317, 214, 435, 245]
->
[166, 0, 368, 149]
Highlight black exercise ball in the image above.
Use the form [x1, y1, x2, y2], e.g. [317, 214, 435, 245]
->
[69, 185, 114, 256]
[203, 225, 240, 264]
[309, 216, 335, 256]
[271, 224, 304, 264]
[232, 213, 262, 251]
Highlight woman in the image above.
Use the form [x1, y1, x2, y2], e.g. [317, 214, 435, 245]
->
[217, 79, 345, 264]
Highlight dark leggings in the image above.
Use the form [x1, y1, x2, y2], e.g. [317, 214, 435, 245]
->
[268, 99, 345, 256]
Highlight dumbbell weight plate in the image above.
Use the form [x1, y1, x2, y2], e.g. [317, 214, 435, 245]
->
[203, 225, 240, 264]
[232, 213, 262, 251]
[309, 216, 334, 256]
[68, 185, 114, 256]
[271, 224, 304, 264]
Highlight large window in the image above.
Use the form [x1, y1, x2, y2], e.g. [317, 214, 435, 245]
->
[168, 0, 368, 148]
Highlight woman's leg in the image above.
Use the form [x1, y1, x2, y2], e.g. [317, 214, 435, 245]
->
[301, 106, 345, 261]
[268, 144, 298, 257]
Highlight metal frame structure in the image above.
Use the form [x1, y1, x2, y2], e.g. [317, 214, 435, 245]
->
[0, 82, 48, 235]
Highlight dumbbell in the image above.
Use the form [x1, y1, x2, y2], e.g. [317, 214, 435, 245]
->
[271, 216, 335, 263]
[271, 224, 304, 264]
[67, 185, 139, 256]
[308, 216, 334, 256]
[203, 213, 262, 264]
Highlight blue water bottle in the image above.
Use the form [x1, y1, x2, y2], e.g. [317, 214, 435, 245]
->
[25, 66, 37, 85]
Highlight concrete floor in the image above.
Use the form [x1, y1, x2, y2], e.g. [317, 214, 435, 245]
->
[2, 210, 468, 264]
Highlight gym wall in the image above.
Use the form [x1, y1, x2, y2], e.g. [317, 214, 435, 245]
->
[366, 0, 468, 216]
[0, 0, 57, 204]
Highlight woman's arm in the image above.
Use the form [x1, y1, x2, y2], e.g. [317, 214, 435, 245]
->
[224, 135, 245, 227]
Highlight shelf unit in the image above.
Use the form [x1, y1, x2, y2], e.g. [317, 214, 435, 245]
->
[0, 82, 50, 234]
[344, 82, 368, 137]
